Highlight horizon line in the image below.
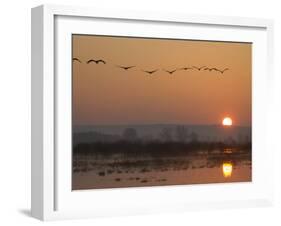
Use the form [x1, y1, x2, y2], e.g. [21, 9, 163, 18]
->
[73, 123, 252, 128]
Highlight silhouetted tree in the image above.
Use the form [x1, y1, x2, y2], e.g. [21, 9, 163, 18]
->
[237, 133, 243, 144]
[160, 127, 173, 142]
[175, 126, 189, 142]
[122, 128, 138, 141]
[224, 136, 236, 145]
[189, 131, 198, 142]
[245, 135, 251, 143]
[142, 134, 154, 142]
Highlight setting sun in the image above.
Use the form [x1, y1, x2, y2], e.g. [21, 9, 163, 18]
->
[222, 117, 232, 126]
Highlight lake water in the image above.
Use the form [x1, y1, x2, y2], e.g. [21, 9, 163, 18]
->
[72, 151, 251, 190]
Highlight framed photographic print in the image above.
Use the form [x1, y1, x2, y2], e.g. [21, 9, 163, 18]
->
[71, 35, 252, 190]
[31, 4, 274, 221]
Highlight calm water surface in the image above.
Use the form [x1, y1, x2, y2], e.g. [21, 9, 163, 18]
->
[72, 148, 251, 190]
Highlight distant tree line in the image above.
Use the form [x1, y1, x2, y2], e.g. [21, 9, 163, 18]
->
[123, 126, 199, 143]
[74, 125, 251, 146]
[159, 126, 199, 143]
[73, 139, 251, 159]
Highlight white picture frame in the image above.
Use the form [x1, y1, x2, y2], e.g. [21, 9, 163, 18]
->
[31, 4, 274, 221]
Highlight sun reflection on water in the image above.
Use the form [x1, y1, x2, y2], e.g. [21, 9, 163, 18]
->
[222, 162, 233, 178]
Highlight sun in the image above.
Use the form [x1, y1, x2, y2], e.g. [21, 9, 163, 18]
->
[222, 117, 232, 126]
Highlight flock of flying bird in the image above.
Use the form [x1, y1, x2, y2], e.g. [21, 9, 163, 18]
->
[72, 57, 229, 75]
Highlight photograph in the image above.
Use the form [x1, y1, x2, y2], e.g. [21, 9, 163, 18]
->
[72, 34, 252, 190]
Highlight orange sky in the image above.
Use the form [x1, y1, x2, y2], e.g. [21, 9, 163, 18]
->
[72, 35, 252, 126]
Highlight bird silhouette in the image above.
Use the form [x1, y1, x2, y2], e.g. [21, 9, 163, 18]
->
[142, 69, 158, 75]
[193, 66, 206, 71]
[205, 67, 229, 74]
[216, 68, 229, 74]
[87, 59, 106, 64]
[73, 58, 82, 63]
[178, 67, 193, 71]
[116, 65, 136, 70]
[163, 69, 177, 74]
[203, 67, 217, 72]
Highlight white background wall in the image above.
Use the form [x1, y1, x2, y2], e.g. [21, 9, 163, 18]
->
[0, 0, 280, 225]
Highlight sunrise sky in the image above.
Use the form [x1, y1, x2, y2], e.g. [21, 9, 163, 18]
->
[72, 35, 252, 127]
